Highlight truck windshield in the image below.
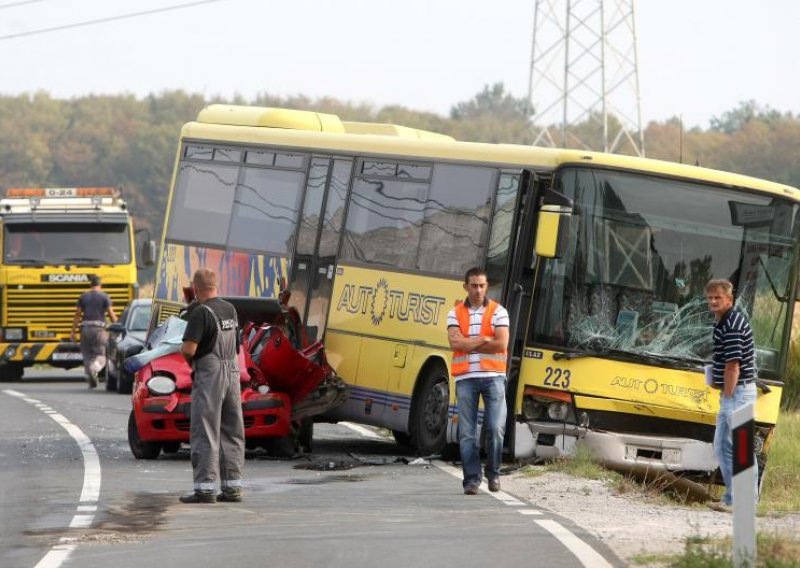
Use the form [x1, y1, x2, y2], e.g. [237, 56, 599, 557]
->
[529, 167, 799, 378]
[4, 222, 131, 265]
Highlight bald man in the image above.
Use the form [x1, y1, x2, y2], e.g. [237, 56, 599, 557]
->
[179, 268, 244, 504]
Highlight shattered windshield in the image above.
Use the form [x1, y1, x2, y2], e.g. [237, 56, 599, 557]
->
[529, 167, 799, 377]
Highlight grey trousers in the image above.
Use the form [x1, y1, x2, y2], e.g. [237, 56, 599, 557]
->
[189, 360, 245, 492]
[80, 325, 107, 376]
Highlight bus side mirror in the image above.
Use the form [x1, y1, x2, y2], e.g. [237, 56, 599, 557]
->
[140, 240, 156, 267]
[535, 188, 573, 258]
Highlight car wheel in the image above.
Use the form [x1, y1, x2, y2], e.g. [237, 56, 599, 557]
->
[105, 355, 118, 391]
[392, 430, 412, 447]
[297, 418, 314, 454]
[128, 411, 161, 459]
[0, 363, 24, 382]
[117, 370, 134, 395]
[410, 363, 449, 455]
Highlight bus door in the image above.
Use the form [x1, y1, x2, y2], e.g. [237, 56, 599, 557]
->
[289, 156, 353, 343]
[493, 170, 548, 450]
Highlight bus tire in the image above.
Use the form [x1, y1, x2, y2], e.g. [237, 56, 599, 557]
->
[0, 363, 24, 382]
[128, 411, 161, 460]
[410, 363, 449, 455]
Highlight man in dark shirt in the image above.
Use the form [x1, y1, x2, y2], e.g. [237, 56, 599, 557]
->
[70, 275, 117, 389]
[179, 268, 244, 504]
[705, 278, 758, 511]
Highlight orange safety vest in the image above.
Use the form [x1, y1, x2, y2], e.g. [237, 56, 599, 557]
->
[451, 299, 507, 377]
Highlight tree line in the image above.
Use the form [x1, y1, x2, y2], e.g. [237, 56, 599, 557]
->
[2, 85, 798, 242]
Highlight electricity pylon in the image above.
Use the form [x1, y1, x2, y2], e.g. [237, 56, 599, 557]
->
[528, 0, 645, 155]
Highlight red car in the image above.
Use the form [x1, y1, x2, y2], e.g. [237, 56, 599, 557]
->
[127, 296, 347, 460]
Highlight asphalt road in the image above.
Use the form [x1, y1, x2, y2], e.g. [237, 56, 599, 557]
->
[1, 369, 621, 568]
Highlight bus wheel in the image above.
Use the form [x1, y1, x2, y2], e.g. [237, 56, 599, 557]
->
[0, 363, 24, 382]
[411, 364, 449, 455]
[128, 411, 161, 460]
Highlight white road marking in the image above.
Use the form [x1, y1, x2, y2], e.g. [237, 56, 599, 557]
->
[341, 421, 385, 439]
[411, 449, 613, 566]
[535, 519, 614, 568]
[3, 389, 102, 568]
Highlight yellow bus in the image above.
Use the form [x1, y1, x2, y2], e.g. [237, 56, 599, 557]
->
[151, 104, 798, 480]
[0, 187, 152, 381]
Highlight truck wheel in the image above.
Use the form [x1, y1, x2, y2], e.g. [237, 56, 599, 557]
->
[410, 364, 449, 455]
[128, 411, 161, 460]
[0, 363, 24, 382]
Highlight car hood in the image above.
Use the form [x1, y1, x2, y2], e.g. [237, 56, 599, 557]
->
[126, 330, 147, 346]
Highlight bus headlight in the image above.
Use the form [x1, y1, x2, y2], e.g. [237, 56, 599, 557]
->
[522, 395, 538, 420]
[547, 401, 571, 421]
[4, 328, 23, 341]
[257, 384, 270, 394]
[146, 375, 176, 396]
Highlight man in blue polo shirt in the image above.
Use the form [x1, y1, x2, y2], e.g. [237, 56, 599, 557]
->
[705, 278, 758, 511]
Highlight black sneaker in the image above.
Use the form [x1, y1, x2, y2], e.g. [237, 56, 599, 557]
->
[179, 491, 216, 504]
[217, 491, 243, 503]
[463, 483, 480, 495]
[488, 478, 501, 492]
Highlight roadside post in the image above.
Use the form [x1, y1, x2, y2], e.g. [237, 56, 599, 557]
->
[731, 401, 756, 567]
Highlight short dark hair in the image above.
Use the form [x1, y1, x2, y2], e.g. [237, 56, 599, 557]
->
[464, 267, 487, 283]
[90, 275, 101, 287]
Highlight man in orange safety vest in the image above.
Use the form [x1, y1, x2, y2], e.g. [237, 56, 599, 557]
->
[447, 267, 509, 495]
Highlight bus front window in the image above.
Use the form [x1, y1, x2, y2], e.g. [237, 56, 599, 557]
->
[529, 167, 800, 378]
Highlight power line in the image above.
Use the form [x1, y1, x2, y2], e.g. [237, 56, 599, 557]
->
[0, 0, 224, 41]
[0, 0, 45, 10]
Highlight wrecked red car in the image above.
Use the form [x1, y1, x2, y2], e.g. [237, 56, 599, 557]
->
[127, 296, 347, 460]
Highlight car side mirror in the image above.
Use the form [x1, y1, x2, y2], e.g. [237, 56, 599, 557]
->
[108, 322, 125, 335]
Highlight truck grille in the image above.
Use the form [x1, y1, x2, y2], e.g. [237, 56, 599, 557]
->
[4, 284, 133, 340]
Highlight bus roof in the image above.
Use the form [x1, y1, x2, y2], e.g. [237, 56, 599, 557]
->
[187, 104, 800, 202]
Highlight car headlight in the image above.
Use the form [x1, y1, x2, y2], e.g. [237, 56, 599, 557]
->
[146, 375, 176, 396]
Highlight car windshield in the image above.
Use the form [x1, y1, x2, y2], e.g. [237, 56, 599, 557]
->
[128, 306, 151, 331]
[4, 222, 131, 265]
[529, 167, 800, 378]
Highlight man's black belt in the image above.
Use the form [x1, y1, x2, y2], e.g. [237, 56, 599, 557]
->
[711, 379, 755, 389]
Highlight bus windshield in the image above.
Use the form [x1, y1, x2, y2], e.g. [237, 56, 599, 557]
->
[4, 222, 131, 266]
[529, 167, 800, 377]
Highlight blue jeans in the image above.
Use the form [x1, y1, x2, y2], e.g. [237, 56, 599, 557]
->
[456, 375, 507, 488]
[713, 382, 758, 506]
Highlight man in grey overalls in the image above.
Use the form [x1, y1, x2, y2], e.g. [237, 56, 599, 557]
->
[179, 268, 245, 504]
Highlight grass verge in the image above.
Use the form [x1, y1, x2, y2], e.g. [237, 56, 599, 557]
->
[760, 411, 800, 513]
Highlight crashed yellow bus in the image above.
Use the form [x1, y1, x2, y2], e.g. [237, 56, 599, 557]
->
[151, 104, 798, 482]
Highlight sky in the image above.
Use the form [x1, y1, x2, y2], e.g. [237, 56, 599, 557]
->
[1, 0, 798, 130]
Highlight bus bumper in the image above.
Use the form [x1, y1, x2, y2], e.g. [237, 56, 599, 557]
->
[0, 342, 83, 369]
[514, 420, 716, 472]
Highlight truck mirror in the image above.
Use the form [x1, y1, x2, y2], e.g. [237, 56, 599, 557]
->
[140, 240, 156, 267]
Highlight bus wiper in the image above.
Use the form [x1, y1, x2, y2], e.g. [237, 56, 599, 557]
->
[639, 351, 705, 370]
[63, 256, 103, 265]
[554, 348, 702, 370]
[12, 258, 46, 266]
